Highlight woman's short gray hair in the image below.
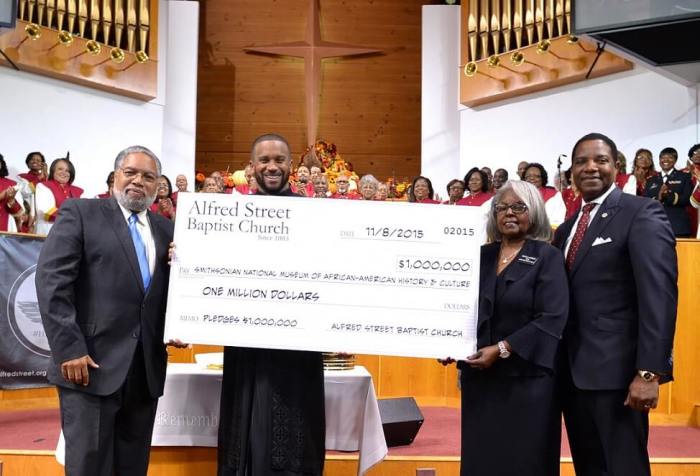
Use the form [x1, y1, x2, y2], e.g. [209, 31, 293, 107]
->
[113, 146, 162, 176]
[359, 174, 379, 189]
[486, 180, 552, 242]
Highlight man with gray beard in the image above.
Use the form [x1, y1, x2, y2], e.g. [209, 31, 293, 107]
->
[36, 145, 185, 476]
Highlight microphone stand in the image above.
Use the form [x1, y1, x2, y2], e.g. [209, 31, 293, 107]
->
[556, 154, 565, 191]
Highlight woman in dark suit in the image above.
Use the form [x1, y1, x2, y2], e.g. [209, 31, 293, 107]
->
[458, 180, 569, 476]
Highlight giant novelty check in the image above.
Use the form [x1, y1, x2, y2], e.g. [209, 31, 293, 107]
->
[164, 192, 485, 359]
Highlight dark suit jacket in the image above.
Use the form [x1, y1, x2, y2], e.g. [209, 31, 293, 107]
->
[459, 239, 569, 376]
[36, 197, 174, 398]
[644, 169, 693, 236]
[553, 187, 677, 390]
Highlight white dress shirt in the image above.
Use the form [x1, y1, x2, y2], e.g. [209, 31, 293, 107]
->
[564, 184, 617, 257]
[661, 170, 674, 183]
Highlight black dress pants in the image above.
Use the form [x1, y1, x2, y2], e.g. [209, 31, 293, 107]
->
[58, 345, 158, 476]
[561, 369, 651, 476]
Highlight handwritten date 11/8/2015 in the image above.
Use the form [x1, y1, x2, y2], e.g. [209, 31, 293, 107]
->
[365, 227, 424, 239]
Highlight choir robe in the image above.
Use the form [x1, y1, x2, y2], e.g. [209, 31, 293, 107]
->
[329, 192, 359, 200]
[235, 184, 258, 195]
[456, 192, 493, 229]
[538, 186, 566, 227]
[35, 180, 83, 235]
[218, 188, 325, 476]
[18, 171, 43, 189]
[690, 180, 700, 238]
[17, 172, 44, 231]
[414, 198, 441, 204]
[636, 171, 658, 196]
[615, 173, 637, 195]
[456, 191, 493, 207]
[0, 177, 23, 232]
[561, 187, 581, 221]
[290, 182, 314, 197]
[149, 200, 176, 220]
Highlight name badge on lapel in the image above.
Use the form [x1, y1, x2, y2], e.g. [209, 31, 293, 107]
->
[517, 255, 538, 265]
[668, 180, 681, 185]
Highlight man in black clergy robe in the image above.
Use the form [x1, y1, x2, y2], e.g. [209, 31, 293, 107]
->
[217, 133, 325, 476]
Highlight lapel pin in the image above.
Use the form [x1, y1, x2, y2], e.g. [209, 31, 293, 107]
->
[601, 212, 608, 218]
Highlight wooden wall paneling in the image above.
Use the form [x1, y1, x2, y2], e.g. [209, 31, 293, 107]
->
[653, 383, 672, 417]
[148, 447, 217, 476]
[2, 453, 700, 476]
[378, 356, 446, 400]
[0, 387, 58, 410]
[166, 346, 194, 363]
[0, 453, 63, 476]
[444, 363, 460, 403]
[670, 240, 700, 417]
[325, 458, 461, 476]
[196, 0, 424, 181]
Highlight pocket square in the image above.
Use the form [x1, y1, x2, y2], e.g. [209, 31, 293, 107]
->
[592, 237, 612, 247]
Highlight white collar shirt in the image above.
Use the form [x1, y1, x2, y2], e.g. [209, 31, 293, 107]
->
[564, 184, 617, 256]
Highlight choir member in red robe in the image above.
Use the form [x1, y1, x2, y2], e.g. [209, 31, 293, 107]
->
[96, 172, 115, 199]
[16, 151, 47, 232]
[632, 148, 657, 196]
[408, 175, 440, 204]
[35, 158, 83, 235]
[523, 163, 566, 226]
[330, 173, 360, 199]
[442, 179, 465, 205]
[149, 175, 176, 220]
[457, 168, 493, 207]
[0, 154, 24, 232]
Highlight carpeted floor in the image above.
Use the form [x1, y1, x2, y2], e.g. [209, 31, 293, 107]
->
[2, 407, 700, 458]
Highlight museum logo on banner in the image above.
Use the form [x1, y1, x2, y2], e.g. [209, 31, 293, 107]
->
[0, 234, 50, 388]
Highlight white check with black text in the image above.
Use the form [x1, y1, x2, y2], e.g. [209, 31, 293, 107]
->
[164, 192, 484, 359]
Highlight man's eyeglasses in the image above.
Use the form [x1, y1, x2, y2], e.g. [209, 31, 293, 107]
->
[494, 203, 528, 215]
[120, 168, 158, 183]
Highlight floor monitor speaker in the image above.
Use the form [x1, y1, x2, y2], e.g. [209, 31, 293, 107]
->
[377, 397, 424, 447]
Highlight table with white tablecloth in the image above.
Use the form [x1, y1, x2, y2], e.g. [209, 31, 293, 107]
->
[152, 363, 387, 475]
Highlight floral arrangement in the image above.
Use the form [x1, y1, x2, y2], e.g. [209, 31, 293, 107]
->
[386, 176, 410, 200]
[299, 139, 359, 193]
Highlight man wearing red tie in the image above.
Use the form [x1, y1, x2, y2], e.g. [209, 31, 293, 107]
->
[553, 133, 678, 476]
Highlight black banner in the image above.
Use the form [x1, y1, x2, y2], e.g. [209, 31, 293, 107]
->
[0, 232, 50, 388]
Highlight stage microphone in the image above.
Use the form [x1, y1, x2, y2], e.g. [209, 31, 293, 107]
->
[557, 154, 567, 168]
[556, 154, 567, 191]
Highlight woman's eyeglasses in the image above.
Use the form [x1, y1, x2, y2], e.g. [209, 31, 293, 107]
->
[494, 203, 528, 214]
